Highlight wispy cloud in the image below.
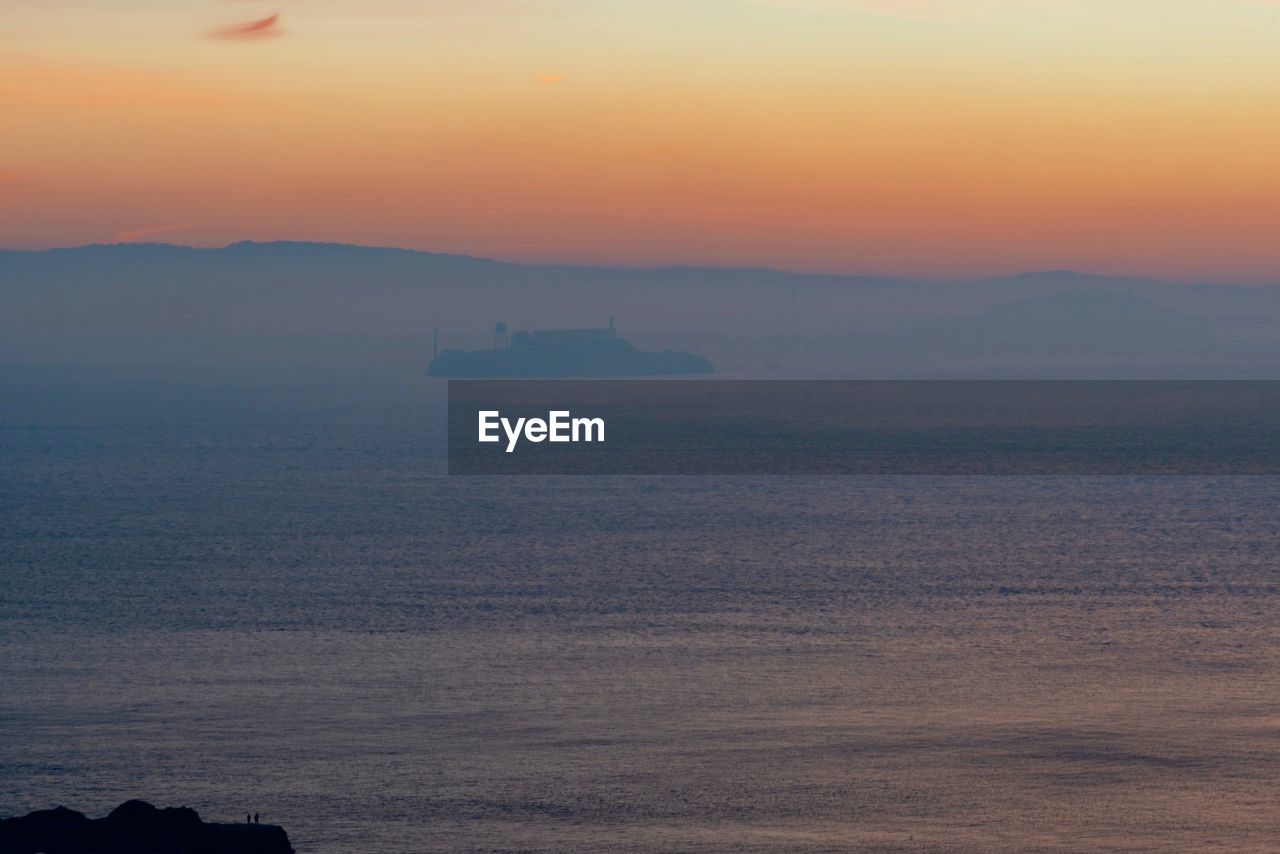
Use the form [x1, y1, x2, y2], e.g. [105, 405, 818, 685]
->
[111, 223, 197, 243]
[537, 74, 563, 84]
[211, 13, 283, 40]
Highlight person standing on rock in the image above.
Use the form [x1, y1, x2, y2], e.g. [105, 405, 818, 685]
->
[254, 813, 260, 824]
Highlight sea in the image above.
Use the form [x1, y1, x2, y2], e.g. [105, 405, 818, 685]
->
[2, 368, 1279, 852]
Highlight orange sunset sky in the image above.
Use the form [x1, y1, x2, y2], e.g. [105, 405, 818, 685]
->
[2, 0, 1279, 280]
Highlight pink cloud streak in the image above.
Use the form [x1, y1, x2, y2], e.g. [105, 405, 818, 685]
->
[211, 14, 282, 40]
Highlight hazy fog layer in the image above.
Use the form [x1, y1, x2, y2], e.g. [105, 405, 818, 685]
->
[3, 242, 1280, 379]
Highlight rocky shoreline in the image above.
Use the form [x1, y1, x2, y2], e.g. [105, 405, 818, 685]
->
[0, 800, 294, 854]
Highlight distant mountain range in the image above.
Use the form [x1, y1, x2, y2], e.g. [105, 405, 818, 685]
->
[3, 241, 1279, 377]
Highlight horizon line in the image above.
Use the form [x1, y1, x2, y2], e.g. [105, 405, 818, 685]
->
[0, 239, 1270, 287]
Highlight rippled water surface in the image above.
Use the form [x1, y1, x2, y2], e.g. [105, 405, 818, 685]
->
[3, 372, 1279, 851]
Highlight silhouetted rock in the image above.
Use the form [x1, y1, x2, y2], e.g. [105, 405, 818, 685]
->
[0, 800, 293, 854]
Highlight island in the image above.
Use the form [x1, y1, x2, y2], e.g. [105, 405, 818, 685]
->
[427, 320, 713, 378]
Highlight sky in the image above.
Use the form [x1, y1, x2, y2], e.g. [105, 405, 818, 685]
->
[2, 0, 1279, 280]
